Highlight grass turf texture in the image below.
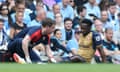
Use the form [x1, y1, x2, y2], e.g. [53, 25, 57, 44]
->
[0, 63, 120, 72]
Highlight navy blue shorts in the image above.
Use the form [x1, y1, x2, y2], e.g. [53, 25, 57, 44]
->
[8, 38, 41, 62]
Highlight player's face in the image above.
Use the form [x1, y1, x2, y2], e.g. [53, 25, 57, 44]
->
[47, 25, 55, 34]
[80, 23, 91, 36]
[106, 29, 113, 41]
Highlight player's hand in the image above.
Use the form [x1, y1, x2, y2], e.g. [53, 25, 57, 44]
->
[26, 56, 32, 64]
[50, 57, 57, 63]
[68, 53, 73, 57]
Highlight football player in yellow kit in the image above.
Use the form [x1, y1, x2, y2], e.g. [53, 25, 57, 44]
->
[71, 19, 106, 63]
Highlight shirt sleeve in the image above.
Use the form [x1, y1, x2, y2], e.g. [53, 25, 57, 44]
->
[27, 27, 40, 36]
[50, 38, 69, 53]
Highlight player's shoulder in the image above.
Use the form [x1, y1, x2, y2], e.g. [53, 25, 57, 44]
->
[26, 26, 41, 34]
[92, 31, 101, 41]
[28, 26, 41, 32]
[92, 31, 101, 37]
[92, 31, 99, 35]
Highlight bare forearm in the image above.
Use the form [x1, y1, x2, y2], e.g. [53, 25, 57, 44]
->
[22, 40, 29, 57]
[71, 49, 77, 55]
[22, 35, 31, 58]
[104, 49, 116, 56]
[46, 45, 57, 63]
[98, 46, 106, 62]
[46, 45, 53, 58]
[107, 51, 115, 55]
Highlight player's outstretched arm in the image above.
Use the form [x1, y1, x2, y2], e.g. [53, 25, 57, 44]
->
[97, 45, 106, 63]
[22, 35, 32, 63]
[45, 45, 57, 63]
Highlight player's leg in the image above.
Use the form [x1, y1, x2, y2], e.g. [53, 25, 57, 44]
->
[29, 48, 41, 63]
[70, 55, 86, 63]
[8, 38, 25, 57]
[8, 38, 26, 63]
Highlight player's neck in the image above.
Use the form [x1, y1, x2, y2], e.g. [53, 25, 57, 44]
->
[41, 27, 47, 35]
[106, 38, 112, 43]
[83, 32, 90, 37]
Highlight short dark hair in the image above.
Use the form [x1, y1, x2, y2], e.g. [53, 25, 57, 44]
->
[108, 2, 116, 8]
[54, 29, 61, 35]
[64, 18, 72, 23]
[77, 6, 86, 15]
[42, 18, 56, 27]
[81, 19, 93, 27]
[105, 27, 113, 33]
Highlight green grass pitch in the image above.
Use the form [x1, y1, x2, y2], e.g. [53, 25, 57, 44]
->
[0, 63, 120, 72]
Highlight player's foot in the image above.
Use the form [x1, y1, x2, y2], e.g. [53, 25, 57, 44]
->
[13, 53, 26, 64]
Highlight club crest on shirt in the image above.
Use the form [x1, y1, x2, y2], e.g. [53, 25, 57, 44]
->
[96, 36, 100, 41]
